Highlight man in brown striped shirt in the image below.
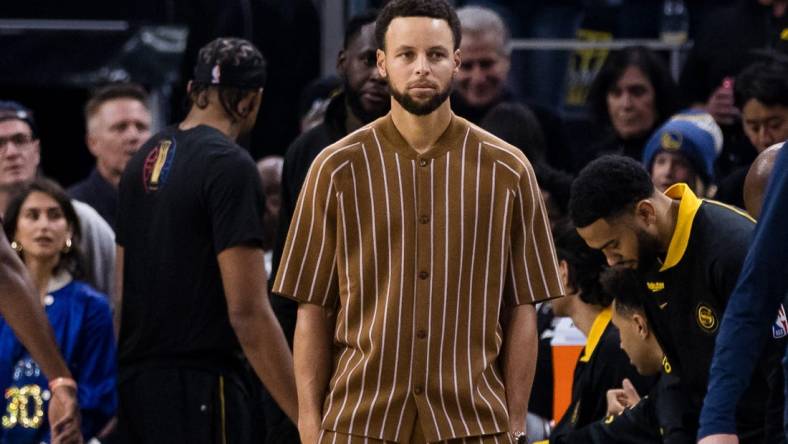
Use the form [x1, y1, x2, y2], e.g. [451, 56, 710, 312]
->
[274, 1, 564, 442]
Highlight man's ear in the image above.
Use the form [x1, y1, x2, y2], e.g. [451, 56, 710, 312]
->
[558, 259, 572, 291]
[632, 313, 649, 339]
[635, 199, 658, 228]
[237, 89, 262, 117]
[376, 49, 387, 79]
[337, 49, 347, 76]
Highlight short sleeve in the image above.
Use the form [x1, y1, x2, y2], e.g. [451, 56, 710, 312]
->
[505, 161, 564, 305]
[203, 149, 266, 253]
[273, 152, 339, 307]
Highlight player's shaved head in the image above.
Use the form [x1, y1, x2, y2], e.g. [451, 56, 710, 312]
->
[744, 143, 783, 218]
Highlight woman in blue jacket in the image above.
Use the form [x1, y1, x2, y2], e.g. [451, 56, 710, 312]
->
[0, 178, 116, 443]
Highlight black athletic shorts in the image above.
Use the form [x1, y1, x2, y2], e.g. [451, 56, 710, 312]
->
[115, 366, 258, 444]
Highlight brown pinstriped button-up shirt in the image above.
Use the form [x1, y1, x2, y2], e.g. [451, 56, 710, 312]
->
[274, 113, 564, 442]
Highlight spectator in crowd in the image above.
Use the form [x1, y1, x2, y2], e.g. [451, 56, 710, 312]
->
[581, 47, 680, 171]
[698, 142, 788, 444]
[679, 0, 787, 178]
[0, 139, 82, 444]
[114, 37, 297, 443]
[69, 83, 152, 230]
[642, 110, 723, 197]
[569, 155, 784, 443]
[0, 178, 116, 443]
[546, 222, 654, 443]
[715, 61, 788, 208]
[452, 5, 572, 172]
[0, 101, 116, 299]
[266, 11, 390, 443]
[270, 9, 389, 341]
[257, 155, 283, 276]
[275, 0, 564, 442]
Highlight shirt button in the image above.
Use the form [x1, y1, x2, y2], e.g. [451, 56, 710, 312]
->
[419, 159, 429, 167]
[418, 271, 429, 280]
[416, 330, 427, 339]
[419, 215, 430, 224]
[414, 385, 423, 395]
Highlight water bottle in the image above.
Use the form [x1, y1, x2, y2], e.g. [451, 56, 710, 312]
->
[660, 0, 689, 44]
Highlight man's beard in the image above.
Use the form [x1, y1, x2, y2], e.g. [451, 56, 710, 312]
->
[387, 77, 452, 116]
[345, 81, 388, 124]
[635, 228, 662, 273]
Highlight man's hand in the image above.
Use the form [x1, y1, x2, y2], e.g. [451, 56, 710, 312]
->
[698, 434, 739, 444]
[705, 78, 739, 126]
[606, 378, 641, 415]
[48, 386, 83, 444]
[298, 413, 322, 444]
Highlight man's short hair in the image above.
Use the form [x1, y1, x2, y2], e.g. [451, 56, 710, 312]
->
[375, 0, 461, 51]
[344, 9, 379, 49]
[84, 83, 149, 122]
[734, 61, 788, 109]
[569, 155, 654, 228]
[553, 220, 610, 307]
[601, 267, 646, 316]
[456, 6, 510, 56]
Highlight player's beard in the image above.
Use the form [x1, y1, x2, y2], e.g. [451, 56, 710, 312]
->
[635, 228, 662, 273]
[387, 77, 452, 116]
[345, 79, 389, 124]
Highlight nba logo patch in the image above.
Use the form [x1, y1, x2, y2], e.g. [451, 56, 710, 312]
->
[143, 138, 176, 192]
[772, 304, 788, 339]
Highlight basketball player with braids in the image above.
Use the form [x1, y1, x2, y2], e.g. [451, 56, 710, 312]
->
[114, 38, 297, 443]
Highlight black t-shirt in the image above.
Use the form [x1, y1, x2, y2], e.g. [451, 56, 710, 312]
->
[116, 124, 265, 372]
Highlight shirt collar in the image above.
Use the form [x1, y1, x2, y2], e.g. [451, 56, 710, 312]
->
[46, 269, 73, 294]
[660, 183, 703, 272]
[580, 307, 612, 363]
[374, 112, 468, 160]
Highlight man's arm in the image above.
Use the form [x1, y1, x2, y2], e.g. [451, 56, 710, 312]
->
[698, 146, 788, 443]
[217, 245, 298, 423]
[502, 303, 538, 433]
[293, 303, 333, 444]
[0, 231, 81, 442]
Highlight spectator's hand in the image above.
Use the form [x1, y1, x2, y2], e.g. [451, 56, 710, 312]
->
[49, 385, 83, 444]
[606, 378, 641, 415]
[298, 413, 322, 444]
[698, 434, 739, 444]
[705, 78, 740, 126]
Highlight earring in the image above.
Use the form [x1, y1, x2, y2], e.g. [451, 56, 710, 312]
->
[62, 238, 72, 253]
[10, 240, 22, 253]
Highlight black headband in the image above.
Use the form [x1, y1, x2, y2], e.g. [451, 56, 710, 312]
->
[193, 61, 266, 89]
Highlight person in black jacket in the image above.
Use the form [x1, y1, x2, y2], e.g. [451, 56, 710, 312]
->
[569, 155, 785, 444]
[547, 222, 654, 443]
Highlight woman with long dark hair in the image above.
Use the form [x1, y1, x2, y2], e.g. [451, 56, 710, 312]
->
[0, 178, 116, 443]
[578, 46, 680, 171]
